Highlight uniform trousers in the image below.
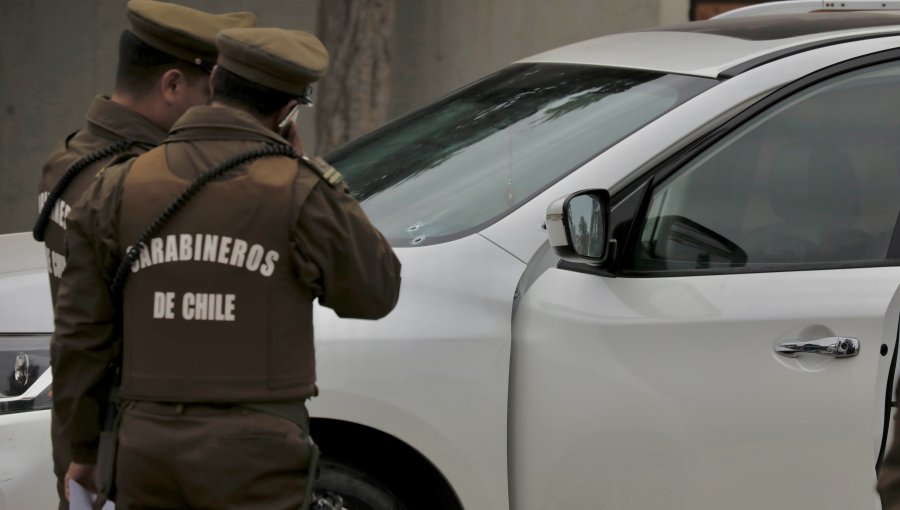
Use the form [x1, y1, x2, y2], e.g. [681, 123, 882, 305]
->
[51, 408, 70, 510]
[115, 401, 310, 510]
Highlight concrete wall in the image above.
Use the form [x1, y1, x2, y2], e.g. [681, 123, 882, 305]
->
[0, 0, 688, 235]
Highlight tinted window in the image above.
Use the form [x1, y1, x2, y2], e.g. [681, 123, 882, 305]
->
[629, 61, 900, 273]
[328, 64, 715, 246]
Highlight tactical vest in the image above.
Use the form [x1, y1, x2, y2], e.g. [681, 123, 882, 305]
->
[117, 145, 318, 403]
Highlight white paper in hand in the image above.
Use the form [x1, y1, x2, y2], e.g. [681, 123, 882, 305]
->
[68, 479, 115, 510]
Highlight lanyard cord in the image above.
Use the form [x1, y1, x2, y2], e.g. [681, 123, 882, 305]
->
[34, 140, 140, 242]
[109, 143, 297, 300]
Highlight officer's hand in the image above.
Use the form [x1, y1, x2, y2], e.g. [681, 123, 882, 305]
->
[64, 461, 97, 501]
[286, 121, 305, 156]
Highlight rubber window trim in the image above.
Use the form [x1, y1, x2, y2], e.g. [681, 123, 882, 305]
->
[719, 32, 900, 78]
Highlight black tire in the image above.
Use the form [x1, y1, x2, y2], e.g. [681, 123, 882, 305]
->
[314, 459, 407, 510]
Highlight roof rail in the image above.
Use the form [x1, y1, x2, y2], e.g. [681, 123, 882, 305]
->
[713, 0, 900, 20]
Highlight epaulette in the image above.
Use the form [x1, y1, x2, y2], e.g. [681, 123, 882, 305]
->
[300, 155, 345, 189]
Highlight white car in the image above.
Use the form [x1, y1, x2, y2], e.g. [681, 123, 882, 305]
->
[0, 235, 53, 510]
[6, 3, 900, 510]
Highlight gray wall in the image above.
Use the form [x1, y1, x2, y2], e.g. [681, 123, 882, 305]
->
[0, 0, 686, 235]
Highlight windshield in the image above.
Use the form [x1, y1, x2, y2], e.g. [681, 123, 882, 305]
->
[328, 63, 716, 247]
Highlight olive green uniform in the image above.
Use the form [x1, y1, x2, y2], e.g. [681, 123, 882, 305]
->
[39, 3, 256, 506]
[38, 95, 165, 510]
[53, 105, 401, 509]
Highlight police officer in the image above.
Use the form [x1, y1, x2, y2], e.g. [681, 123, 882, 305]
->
[53, 27, 402, 509]
[36, 1, 255, 507]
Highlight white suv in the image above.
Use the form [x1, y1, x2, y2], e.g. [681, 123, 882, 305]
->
[6, 5, 900, 510]
[0, 234, 53, 509]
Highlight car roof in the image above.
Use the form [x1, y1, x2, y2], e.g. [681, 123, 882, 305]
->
[518, 12, 900, 78]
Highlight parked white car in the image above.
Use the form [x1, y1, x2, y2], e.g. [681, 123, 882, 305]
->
[6, 4, 900, 510]
[0, 235, 53, 510]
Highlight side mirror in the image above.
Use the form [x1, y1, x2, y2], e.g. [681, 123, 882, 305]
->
[546, 189, 610, 265]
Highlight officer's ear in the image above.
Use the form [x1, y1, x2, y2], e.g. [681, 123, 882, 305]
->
[159, 68, 186, 105]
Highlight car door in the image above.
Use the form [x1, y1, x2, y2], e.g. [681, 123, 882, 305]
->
[511, 55, 900, 510]
[0, 233, 55, 510]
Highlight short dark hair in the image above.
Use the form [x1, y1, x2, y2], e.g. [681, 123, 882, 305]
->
[115, 30, 208, 96]
[212, 66, 296, 116]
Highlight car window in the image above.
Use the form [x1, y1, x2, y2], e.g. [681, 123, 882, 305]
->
[627, 60, 900, 273]
[327, 64, 716, 247]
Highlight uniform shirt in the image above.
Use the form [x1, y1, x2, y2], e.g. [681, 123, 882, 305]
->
[53, 105, 401, 463]
[39, 95, 166, 304]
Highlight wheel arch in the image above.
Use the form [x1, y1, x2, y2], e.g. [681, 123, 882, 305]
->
[311, 417, 464, 509]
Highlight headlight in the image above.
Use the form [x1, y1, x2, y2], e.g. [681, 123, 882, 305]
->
[0, 334, 51, 414]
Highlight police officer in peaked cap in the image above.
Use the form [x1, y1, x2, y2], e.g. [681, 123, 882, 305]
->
[52, 26, 401, 509]
[37, 1, 255, 507]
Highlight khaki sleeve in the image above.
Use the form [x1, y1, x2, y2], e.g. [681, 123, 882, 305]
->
[51, 164, 129, 464]
[290, 182, 402, 319]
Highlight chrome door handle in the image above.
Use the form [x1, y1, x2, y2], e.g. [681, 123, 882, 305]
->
[775, 337, 859, 358]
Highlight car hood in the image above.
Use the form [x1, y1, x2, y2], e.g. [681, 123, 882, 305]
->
[312, 232, 525, 343]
